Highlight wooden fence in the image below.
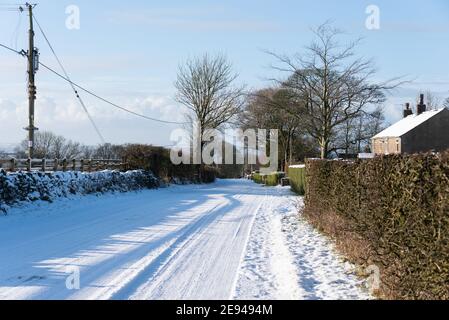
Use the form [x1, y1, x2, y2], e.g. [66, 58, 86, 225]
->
[0, 158, 128, 173]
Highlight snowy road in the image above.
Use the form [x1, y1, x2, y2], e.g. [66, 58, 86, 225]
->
[0, 179, 370, 300]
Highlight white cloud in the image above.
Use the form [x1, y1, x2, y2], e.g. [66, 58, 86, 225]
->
[0, 94, 188, 146]
[0, 99, 17, 119]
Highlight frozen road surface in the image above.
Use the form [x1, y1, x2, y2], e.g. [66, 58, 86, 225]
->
[0, 179, 370, 300]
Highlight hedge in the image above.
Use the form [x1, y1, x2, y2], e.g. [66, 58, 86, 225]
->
[252, 172, 263, 184]
[252, 172, 284, 186]
[288, 166, 306, 195]
[303, 153, 449, 299]
[266, 173, 281, 186]
[119, 144, 216, 183]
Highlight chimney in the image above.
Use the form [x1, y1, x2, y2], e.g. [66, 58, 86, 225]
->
[417, 93, 427, 115]
[403, 102, 413, 118]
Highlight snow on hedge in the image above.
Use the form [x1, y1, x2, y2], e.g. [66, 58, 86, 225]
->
[0, 170, 159, 212]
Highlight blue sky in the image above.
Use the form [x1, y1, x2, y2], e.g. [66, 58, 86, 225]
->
[1, 0, 449, 148]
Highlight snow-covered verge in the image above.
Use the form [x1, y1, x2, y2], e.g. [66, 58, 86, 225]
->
[233, 186, 372, 300]
[0, 170, 159, 213]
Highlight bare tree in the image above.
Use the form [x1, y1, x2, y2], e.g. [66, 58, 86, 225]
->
[62, 141, 84, 159]
[93, 143, 123, 160]
[16, 131, 86, 159]
[444, 97, 449, 109]
[16, 131, 56, 158]
[268, 23, 400, 158]
[333, 105, 386, 155]
[51, 135, 65, 159]
[175, 54, 245, 136]
[80, 145, 96, 159]
[0, 149, 8, 158]
[422, 91, 442, 110]
[241, 88, 306, 169]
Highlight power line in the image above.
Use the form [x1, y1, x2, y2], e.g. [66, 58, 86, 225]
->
[32, 14, 187, 126]
[11, 10, 23, 53]
[0, 44, 188, 126]
[0, 3, 28, 11]
[0, 42, 24, 55]
[33, 15, 106, 144]
[38, 63, 188, 125]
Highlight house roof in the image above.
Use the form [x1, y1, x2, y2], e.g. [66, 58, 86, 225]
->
[373, 108, 446, 139]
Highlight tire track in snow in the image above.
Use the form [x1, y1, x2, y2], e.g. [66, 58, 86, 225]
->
[129, 192, 261, 300]
[109, 200, 228, 300]
[228, 194, 266, 300]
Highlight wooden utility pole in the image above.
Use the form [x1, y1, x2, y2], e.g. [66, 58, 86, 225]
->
[25, 3, 38, 160]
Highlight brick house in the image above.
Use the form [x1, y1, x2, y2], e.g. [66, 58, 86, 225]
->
[372, 94, 449, 155]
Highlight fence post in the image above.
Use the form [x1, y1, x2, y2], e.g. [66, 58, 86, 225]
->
[72, 159, 76, 171]
[53, 159, 59, 172]
[41, 158, 46, 172]
[80, 159, 84, 172]
[26, 158, 31, 172]
[10, 158, 16, 172]
[62, 159, 68, 172]
[88, 159, 92, 172]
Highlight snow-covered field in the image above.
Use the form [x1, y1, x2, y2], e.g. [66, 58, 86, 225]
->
[0, 179, 370, 300]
